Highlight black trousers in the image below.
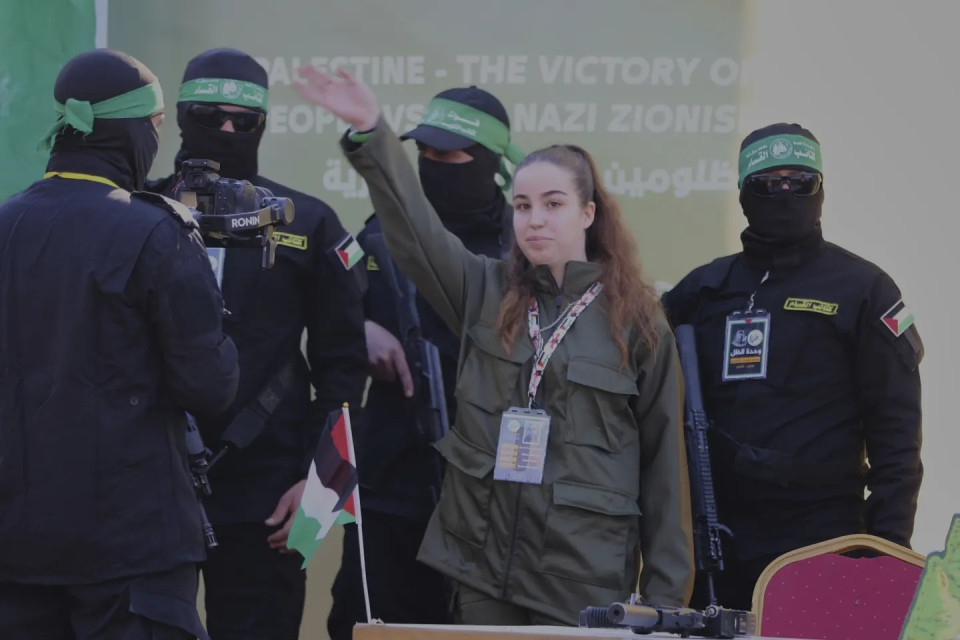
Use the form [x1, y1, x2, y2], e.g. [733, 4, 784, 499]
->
[327, 512, 451, 640]
[0, 563, 206, 640]
[690, 552, 781, 612]
[691, 502, 865, 611]
[202, 522, 306, 640]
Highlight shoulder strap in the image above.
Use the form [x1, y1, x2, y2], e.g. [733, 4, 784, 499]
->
[674, 254, 740, 326]
[364, 228, 421, 340]
[130, 191, 198, 229]
[210, 355, 303, 465]
[699, 254, 739, 291]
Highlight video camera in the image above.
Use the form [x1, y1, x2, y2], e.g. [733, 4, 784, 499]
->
[174, 158, 295, 547]
[175, 159, 295, 269]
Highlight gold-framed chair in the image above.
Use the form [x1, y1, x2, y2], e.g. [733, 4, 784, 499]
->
[752, 534, 926, 639]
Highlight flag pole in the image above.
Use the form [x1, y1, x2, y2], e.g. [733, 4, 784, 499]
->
[342, 404, 372, 623]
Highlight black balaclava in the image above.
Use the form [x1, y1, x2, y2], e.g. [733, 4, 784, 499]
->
[401, 86, 518, 246]
[418, 143, 506, 239]
[175, 48, 267, 180]
[46, 49, 160, 192]
[738, 123, 825, 268]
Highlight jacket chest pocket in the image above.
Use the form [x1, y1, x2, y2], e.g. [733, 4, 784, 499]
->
[455, 323, 528, 417]
[762, 313, 850, 389]
[434, 430, 496, 548]
[699, 306, 828, 390]
[564, 358, 637, 453]
[541, 480, 641, 589]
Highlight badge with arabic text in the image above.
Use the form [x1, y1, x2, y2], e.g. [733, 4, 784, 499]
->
[722, 311, 771, 381]
[494, 407, 550, 484]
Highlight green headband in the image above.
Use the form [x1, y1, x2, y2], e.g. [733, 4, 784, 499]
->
[738, 134, 823, 186]
[43, 80, 164, 148]
[419, 97, 525, 188]
[179, 77, 268, 110]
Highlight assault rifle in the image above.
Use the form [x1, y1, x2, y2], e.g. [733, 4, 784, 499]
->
[675, 324, 732, 607]
[375, 249, 449, 449]
[579, 594, 754, 638]
[185, 413, 218, 548]
[398, 278, 448, 447]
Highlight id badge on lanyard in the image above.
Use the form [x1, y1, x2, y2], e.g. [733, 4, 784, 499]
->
[722, 310, 771, 381]
[722, 269, 771, 382]
[492, 282, 603, 485]
[493, 407, 551, 484]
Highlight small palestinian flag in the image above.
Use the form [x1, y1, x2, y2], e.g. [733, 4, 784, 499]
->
[287, 406, 358, 568]
[881, 299, 915, 337]
[335, 233, 363, 270]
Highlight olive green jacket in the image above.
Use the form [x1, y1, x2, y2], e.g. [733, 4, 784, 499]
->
[343, 121, 694, 624]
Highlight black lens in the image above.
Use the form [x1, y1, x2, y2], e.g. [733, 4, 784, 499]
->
[186, 104, 265, 133]
[187, 104, 226, 129]
[745, 172, 822, 197]
[227, 111, 266, 133]
[744, 174, 780, 196]
[789, 172, 822, 196]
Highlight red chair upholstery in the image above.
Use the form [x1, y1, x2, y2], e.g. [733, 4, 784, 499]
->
[752, 534, 925, 640]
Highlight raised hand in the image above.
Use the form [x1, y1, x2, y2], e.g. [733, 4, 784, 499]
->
[296, 66, 380, 132]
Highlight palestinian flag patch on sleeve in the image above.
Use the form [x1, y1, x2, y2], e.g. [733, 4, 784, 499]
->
[334, 233, 363, 270]
[881, 299, 915, 337]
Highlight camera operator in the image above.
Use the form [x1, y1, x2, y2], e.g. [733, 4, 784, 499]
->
[0, 49, 239, 639]
[147, 48, 366, 640]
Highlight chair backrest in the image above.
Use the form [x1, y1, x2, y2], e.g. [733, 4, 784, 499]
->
[752, 534, 925, 640]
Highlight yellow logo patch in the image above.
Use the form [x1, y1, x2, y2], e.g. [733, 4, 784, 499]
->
[783, 297, 839, 316]
[274, 232, 307, 251]
[366, 255, 380, 271]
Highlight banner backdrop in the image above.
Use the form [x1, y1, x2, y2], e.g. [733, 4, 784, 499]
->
[108, 0, 745, 283]
[0, 0, 97, 200]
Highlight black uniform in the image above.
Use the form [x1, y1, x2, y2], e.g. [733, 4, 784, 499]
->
[0, 48, 239, 640]
[662, 234, 923, 609]
[327, 207, 511, 639]
[152, 47, 368, 639]
[149, 172, 367, 637]
[0, 177, 238, 638]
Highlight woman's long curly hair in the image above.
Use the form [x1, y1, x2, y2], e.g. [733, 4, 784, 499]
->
[495, 144, 661, 364]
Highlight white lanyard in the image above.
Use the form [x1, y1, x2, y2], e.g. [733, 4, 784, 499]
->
[526, 282, 603, 408]
[745, 270, 770, 312]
